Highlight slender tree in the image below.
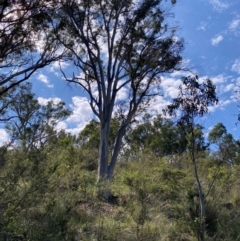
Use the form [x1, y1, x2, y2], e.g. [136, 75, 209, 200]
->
[163, 75, 218, 241]
[53, 0, 183, 181]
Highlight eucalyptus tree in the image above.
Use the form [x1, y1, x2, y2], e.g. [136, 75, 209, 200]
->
[0, 0, 66, 94]
[53, 0, 183, 181]
[124, 113, 207, 160]
[208, 123, 238, 165]
[163, 75, 218, 241]
[2, 82, 71, 151]
[125, 114, 182, 157]
[0, 82, 71, 240]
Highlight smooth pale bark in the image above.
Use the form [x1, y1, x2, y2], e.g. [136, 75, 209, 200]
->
[98, 123, 110, 182]
[98, 111, 132, 182]
[98, 101, 135, 182]
[54, 0, 183, 185]
[108, 123, 127, 180]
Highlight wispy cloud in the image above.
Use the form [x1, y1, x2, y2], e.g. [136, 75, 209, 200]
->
[197, 22, 208, 31]
[211, 74, 226, 84]
[218, 99, 232, 110]
[219, 83, 235, 94]
[150, 74, 235, 115]
[37, 73, 54, 88]
[211, 35, 223, 46]
[231, 59, 240, 74]
[209, 0, 229, 12]
[236, 77, 240, 86]
[229, 18, 240, 35]
[37, 97, 62, 106]
[116, 87, 128, 101]
[206, 98, 231, 113]
[49, 60, 70, 73]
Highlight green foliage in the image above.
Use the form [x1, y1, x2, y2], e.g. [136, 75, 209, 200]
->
[208, 123, 239, 165]
[1, 82, 71, 150]
[125, 114, 208, 158]
[77, 119, 120, 149]
[1, 136, 240, 240]
[0, 0, 239, 240]
[1, 80, 239, 241]
[0, 0, 64, 95]
[125, 114, 188, 157]
[208, 123, 227, 144]
[163, 75, 218, 241]
[186, 124, 208, 152]
[53, 0, 184, 181]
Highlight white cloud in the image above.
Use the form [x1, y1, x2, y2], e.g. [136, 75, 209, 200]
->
[229, 18, 240, 33]
[207, 99, 231, 113]
[36, 71, 240, 136]
[37, 97, 62, 106]
[54, 121, 67, 132]
[197, 22, 208, 31]
[158, 74, 237, 115]
[161, 77, 182, 98]
[218, 99, 231, 110]
[147, 74, 233, 115]
[116, 87, 128, 101]
[219, 83, 235, 94]
[223, 83, 234, 92]
[37, 97, 68, 133]
[37, 73, 53, 88]
[37, 96, 95, 136]
[34, 36, 45, 54]
[49, 60, 70, 73]
[211, 35, 223, 46]
[208, 105, 218, 113]
[170, 70, 188, 78]
[231, 59, 240, 74]
[67, 97, 93, 123]
[65, 96, 95, 135]
[236, 77, 240, 85]
[211, 74, 226, 84]
[209, 0, 229, 11]
[0, 129, 9, 147]
[208, 75, 236, 96]
[37, 73, 48, 84]
[148, 95, 171, 115]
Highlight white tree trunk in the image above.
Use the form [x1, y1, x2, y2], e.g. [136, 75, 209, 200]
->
[98, 123, 110, 183]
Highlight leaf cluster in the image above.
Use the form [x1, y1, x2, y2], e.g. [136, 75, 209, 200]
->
[164, 76, 218, 125]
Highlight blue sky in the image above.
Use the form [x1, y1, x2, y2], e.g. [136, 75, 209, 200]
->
[172, 0, 240, 139]
[1, 0, 239, 144]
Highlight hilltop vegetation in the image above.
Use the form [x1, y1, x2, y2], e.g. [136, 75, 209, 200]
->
[1, 138, 240, 241]
[0, 83, 240, 241]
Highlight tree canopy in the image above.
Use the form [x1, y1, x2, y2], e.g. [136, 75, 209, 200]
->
[1, 82, 71, 150]
[0, 0, 67, 94]
[52, 0, 183, 181]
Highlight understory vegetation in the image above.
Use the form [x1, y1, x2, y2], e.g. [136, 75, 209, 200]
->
[1, 118, 240, 241]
